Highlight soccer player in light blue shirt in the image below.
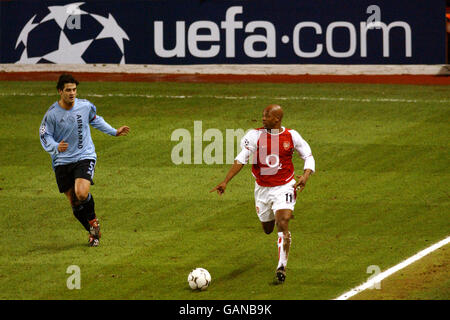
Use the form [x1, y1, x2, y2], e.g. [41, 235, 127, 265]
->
[40, 74, 129, 246]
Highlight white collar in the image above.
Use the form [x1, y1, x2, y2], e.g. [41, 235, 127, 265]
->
[265, 126, 285, 135]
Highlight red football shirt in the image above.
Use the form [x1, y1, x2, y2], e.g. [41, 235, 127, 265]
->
[236, 127, 315, 187]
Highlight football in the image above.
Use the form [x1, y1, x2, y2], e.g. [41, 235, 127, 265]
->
[187, 268, 211, 291]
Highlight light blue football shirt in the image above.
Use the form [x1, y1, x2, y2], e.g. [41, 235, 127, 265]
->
[39, 98, 117, 169]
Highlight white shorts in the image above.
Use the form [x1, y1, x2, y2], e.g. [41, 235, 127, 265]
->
[254, 179, 296, 222]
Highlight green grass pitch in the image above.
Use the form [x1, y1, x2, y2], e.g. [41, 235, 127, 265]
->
[0, 80, 448, 299]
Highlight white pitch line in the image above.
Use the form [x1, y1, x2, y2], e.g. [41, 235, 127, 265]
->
[334, 235, 450, 300]
[0, 92, 449, 104]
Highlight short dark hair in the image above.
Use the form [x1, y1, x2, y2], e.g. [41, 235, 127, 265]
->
[57, 73, 79, 91]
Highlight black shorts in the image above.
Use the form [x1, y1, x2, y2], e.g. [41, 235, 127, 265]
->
[54, 159, 96, 193]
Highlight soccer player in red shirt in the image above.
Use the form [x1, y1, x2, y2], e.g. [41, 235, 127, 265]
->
[210, 104, 315, 283]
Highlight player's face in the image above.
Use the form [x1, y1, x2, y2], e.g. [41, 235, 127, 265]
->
[59, 83, 77, 105]
[262, 110, 278, 129]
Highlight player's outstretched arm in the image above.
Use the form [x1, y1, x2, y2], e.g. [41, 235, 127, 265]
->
[116, 126, 130, 136]
[210, 160, 244, 196]
[90, 112, 129, 137]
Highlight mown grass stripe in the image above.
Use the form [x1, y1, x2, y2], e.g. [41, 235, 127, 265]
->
[0, 92, 449, 104]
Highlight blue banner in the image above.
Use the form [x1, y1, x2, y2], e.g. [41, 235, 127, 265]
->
[0, 0, 446, 64]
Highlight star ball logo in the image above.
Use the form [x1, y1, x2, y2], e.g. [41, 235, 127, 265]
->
[14, 2, 129, 64]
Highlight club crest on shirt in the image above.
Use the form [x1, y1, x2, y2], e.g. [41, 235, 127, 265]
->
[39, 124, 46, 135]
[283, 141, 291, 150]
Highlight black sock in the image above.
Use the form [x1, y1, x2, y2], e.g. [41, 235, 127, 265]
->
[72, 204, 90, 232]
[81, 193, 96, 222]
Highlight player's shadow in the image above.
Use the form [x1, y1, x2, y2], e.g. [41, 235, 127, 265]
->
[219, 264, 255, 282]
[269, 278, 284, 286]
[30, 242, 88, 253]
[220, 265, 285, 287]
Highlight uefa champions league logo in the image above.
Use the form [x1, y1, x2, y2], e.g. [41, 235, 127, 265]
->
[14, 2, 129, 64]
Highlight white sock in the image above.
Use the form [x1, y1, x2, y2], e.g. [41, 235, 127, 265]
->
[277, 231, 291, 270]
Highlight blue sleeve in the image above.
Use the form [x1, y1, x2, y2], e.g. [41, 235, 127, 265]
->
[89, 102, 117, 136]
[89, 103, 97, 122]
[39, 112, 59, 155]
